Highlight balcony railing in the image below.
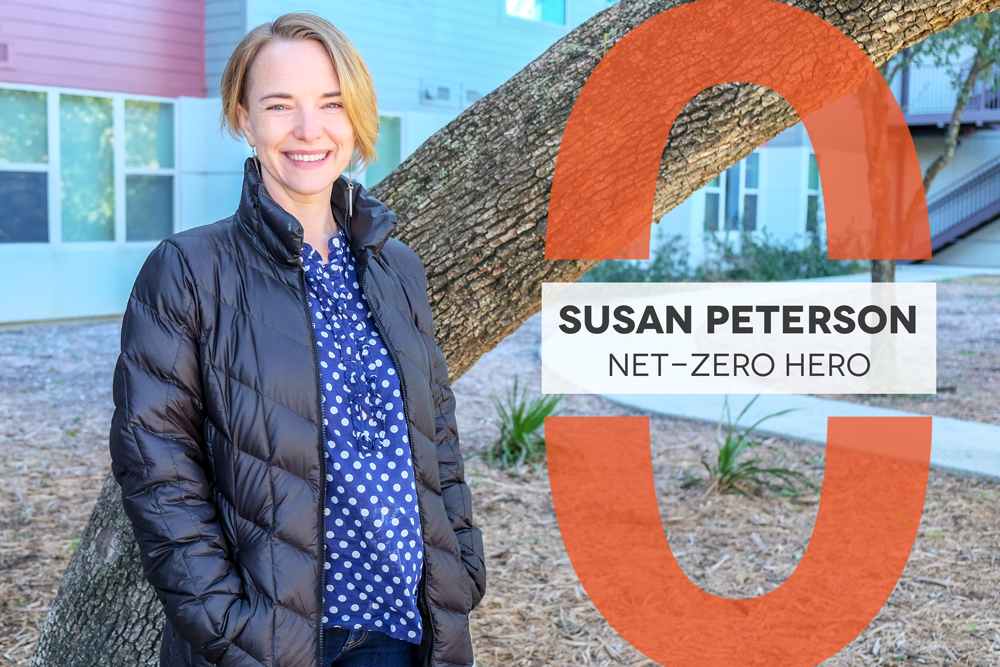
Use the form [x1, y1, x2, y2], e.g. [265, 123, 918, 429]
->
[901, 60, 1000, 126]
[923, 152, 1000, 250]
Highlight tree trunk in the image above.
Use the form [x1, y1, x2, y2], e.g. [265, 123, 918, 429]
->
[32, 1, 1000, 664]
[31, 475, 163, 666]
[872, 259, 896, 282]
[922, 51, 986, 192]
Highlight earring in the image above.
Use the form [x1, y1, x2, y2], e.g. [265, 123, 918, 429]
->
[347, 159, 354, 218]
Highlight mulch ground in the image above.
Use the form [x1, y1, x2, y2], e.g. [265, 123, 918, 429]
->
[1, 276, 998, 666]
[819, 275, 1000, 425]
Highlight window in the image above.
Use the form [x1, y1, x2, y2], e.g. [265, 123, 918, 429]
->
[703, 152, 760, 232]
[0, 85, 176, 245]
[0, 89, 49, 243]
[806, 152, 820, 233]
[60, 94, 114, 242]
[125, 100, 174, 241]
[506, 0, 566, 24]
[743, 152, 759, 231]
[724, 162, 741, 230]
[703, 175, 720, 231]
[365, 116, 402, 188]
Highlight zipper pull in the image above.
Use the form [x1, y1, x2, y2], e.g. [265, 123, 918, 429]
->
[347, 180, 354, 219]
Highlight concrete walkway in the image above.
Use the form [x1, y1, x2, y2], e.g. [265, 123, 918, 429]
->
[598, 393, 1000, 480]
[600, 265, 1000, 481]
[793, 263, 1000, 283]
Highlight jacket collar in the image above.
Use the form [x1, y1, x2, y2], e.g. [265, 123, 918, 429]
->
[236, 157, 398, 267]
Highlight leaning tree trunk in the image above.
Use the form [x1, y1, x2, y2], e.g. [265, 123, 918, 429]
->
[32, 0, 1000, 664]
[873, 53, 988, 283]
[922, 51, 986, 192]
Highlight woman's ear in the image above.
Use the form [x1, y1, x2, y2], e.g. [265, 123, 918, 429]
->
[237, 103, 255, 147]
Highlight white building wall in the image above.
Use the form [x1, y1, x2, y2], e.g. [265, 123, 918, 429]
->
[177, 97, 249, 231]
[0, 1, 612, 323]
[654, 121, 817, 267]
[244, 0, 608, 177]
[915, 129, 1000, 198]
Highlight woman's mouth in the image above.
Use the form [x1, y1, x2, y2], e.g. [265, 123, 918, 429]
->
[284, 151, 330, 163]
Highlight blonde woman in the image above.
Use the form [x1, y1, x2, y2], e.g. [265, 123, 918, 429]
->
[109, 13, 484, 667]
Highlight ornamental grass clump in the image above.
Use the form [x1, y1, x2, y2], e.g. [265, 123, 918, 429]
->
[699, 395, 818, 497]
[485, 376, 562, 469]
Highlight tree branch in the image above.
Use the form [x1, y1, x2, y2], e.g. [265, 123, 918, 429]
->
[371, 0, 1000, 378]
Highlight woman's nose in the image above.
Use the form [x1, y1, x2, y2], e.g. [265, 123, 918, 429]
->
[294, 108, 323, 142]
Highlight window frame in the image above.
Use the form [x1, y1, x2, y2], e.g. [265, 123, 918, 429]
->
[360, 111, 406, 189]
[742, 151, 761, 231]
[501, 0, 571, 28]
[0, 82, 178, 249]
[701, 150, 763, 234]
[804, 151, 822, 234]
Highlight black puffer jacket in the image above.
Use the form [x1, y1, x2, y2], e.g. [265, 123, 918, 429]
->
[109, 158, 485, 667]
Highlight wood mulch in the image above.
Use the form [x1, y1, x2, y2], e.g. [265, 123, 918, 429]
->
[1, 276, 998, 666]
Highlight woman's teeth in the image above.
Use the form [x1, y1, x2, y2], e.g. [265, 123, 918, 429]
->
[286, 152, 328, 162]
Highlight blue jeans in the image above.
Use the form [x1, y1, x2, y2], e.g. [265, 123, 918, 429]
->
[323, 627, 417, 667]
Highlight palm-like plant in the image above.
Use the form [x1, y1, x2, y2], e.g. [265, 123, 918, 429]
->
[484, 376, 562, 469]
[701, 395, 818, 497]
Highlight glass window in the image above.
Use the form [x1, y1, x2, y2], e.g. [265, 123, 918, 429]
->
[744, 152, 759, 189]
[743, 194, 758, 231]
[0, 89, 48, 164]
[742, 152, 760, 231]
[0, 172, 48, 243]
[724, 163, 741, 230]
[704, 193, 719, 231]
[806, 153, 821, 232]
[60, 94, 114, 242]
[125, 100, 174, 169]
[126, 175, 173, 241]
[365, 116, 402, 188]
[806, 194, 819, 233]
[506, 0, 566, 24]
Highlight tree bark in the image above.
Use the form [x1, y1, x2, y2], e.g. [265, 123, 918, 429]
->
[31, 475, 164, 666]
[32, 1, 1000, 665]
[872, 258, 896, 282]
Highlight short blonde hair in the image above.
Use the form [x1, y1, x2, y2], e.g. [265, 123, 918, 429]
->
[220, 12, 379, 171]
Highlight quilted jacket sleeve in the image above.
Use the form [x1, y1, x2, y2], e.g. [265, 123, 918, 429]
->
[109, 240, 250, 664]
[401, 248, 487, 611]
[426, 320, 486, 610]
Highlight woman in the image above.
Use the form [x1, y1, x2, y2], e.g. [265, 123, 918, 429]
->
[109, 13, 485, 667]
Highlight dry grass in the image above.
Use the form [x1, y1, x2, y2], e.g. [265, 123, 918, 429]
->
[2, 282, 999, 666]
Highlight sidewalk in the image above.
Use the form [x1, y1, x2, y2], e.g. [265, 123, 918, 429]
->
[792, 263, 1000, 283]
[598, 393, 1000, 480]
[588, 264, 1000, 480]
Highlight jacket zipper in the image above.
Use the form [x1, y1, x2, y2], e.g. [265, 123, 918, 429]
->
[298, 266, 327, 667]
[361, 257, 436, 665]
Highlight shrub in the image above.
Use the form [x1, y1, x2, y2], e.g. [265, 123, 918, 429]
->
[583, 230, 869, 283]
[483, 376, 563, 469]
[696, 395, 818, 497]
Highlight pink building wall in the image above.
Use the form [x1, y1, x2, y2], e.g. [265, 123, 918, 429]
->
[0, 0, 206, 98]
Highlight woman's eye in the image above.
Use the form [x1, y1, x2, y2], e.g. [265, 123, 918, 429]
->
[269, 104, 287, 111]
[325, 102, 343, 109]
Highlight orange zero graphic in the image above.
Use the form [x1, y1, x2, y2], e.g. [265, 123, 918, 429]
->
[544, 0, 933, 664]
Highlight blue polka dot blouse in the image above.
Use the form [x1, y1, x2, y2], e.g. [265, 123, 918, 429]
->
[301, 228, 423, 645]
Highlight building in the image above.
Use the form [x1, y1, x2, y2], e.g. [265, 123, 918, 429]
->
[0, 0, 609, 324]
[658, 43, 1000, 267]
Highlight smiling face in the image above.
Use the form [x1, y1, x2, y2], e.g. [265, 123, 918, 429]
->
[237, 38, 355, 211]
